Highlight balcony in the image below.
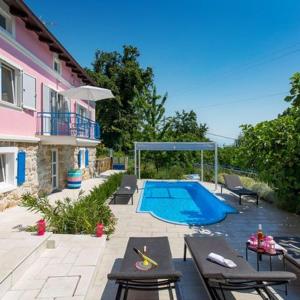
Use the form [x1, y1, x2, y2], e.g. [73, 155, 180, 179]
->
[37, 112, 100, 140]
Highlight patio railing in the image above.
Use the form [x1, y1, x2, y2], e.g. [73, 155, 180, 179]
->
[37, 112, 100, 140]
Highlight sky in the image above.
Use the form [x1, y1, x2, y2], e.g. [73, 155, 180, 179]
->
[26, 0, 300, 144]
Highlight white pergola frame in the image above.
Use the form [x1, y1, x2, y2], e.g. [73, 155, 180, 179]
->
[134, 141, 218, 190]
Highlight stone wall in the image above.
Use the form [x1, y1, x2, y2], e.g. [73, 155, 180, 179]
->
[36, 145, 52, 195]
[0, 143, 98, 211]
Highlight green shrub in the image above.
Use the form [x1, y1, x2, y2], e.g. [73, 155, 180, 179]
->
[219, 172, 276, 203]
[22, 173, 122, 237]
[240, 176, 256, 189]
[251, 182, 277, 203]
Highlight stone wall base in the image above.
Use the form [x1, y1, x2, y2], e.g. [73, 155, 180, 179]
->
[0, 142, 98, 210]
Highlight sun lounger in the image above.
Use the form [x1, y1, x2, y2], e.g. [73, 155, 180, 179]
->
[185, 174, 200, 180]
[183, 236, 296, 300]
[274, 236, 300, 269]
[113, 174, 138, 205]
[221, 174, 259, 205]
[108, 236, 182, 300]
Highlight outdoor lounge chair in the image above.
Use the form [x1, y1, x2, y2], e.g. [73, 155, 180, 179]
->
[183, 236, 296, 300]
[274, 236, 300, 269]
[108, 236, 182, 300]
[221, 174, 259, 205]
[113, 174, 138, 205]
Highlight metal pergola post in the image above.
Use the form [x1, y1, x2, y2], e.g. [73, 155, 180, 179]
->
[138, 150, 141, 179]
[134, 142, 137, 176]
[201, 150, 203, 182]
[214, 143, 218, 190]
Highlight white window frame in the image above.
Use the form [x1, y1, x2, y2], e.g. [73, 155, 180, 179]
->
[0, 60, 22, 109]
[0, 1, 15, 37]
[0, 147, 17, 193]
[80, 148, 85, 169]
[53, 54, 62, 75]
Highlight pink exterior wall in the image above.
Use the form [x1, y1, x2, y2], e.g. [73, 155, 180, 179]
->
[0, 16, 95, 137]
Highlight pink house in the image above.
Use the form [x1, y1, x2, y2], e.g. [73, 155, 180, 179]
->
[0, 0, 103, 206]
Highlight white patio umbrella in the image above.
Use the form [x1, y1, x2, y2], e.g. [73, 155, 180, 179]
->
[61, 85, 114, 101]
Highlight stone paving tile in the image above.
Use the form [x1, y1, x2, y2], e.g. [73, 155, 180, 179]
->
[3, 234, 106, 300]
[69, 266, 94, 296]
[86, 180, 300, 300]
[37, 276, 80, 298]
[1, 290, 23, 300]
[74, 248, 100, 266]
[12, 278, 45, 290]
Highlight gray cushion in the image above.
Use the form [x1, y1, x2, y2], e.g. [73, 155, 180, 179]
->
[108, 236, 182, 281]
[185, 236, 296, 281]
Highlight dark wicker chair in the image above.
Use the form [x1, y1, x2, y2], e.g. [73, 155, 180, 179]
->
[221, 174, 259, 205]
[113, 174, 138, 205]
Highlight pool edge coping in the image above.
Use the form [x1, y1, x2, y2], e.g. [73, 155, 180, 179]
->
[136, 179, 238, 227]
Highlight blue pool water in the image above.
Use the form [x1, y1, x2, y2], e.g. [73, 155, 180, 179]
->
[137, 181, 237, 225]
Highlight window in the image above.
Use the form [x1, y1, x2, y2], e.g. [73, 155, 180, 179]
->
[0, 14, 6, 30]
[0, 147, 17, 193]
[0, 154, 5, 183]
[53, 55, 61, 75]
[2, 64, 15, 103]
[0, 1, 13, 35]
[79, 148, 86, 169]
[0, 61, 20, 106]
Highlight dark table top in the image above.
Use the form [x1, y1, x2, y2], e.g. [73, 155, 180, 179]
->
[246, 241, 284, 256]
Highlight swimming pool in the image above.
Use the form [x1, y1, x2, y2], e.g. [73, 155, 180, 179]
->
[137, 181, 237, 225]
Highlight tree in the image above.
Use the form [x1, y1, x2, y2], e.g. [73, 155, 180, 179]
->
[134, 85, 168, 141]
[165, 110, 208, 141]
[87, 45, 154, 151]
[285, 72, 300, 108]
[236, 73, 300, 212]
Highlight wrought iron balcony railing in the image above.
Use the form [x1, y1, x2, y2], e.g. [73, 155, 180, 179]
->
[37, 112, 100, 140]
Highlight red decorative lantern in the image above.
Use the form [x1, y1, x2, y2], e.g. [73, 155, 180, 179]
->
[96, 223, 104, 237]
[37, 219, 46, 236]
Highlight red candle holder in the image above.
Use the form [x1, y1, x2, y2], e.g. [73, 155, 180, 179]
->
[96, 223, 104, 237]
[37, 219, 46, 236]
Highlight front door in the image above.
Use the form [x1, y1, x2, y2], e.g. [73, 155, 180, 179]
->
[51, 149, 58, 191]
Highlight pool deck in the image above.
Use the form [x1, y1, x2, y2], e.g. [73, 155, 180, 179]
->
[88, 180, 300, 300]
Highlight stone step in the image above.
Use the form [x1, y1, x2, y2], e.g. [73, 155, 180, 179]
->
[2, 234, 106, 299]
[0, 231, 52, 298]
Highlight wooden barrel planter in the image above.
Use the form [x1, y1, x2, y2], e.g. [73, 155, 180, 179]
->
[67, 169, 82, 189]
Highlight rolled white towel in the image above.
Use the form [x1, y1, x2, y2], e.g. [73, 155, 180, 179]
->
[124, 186, 131, 190]
[207, 252, 237, 268]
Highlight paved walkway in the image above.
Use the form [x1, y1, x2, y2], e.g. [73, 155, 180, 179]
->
[48, 170, 122, 204]
[2, 234, 106, 300]
[88, 180, 300, 300]
[0, 171, 121, 299]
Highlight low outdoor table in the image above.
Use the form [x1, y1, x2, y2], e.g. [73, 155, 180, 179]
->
[246, 242, 286, 271]
[246, 242, 287, 295]
[107, 236, 182, 300]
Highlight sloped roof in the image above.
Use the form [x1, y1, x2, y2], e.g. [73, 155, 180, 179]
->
[4, 0, 95, 85]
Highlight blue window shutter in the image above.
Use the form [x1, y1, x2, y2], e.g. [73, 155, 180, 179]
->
[78, 150, 82, 168]
[85, 149, 89, 167]
[17, 151, 26, 186]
